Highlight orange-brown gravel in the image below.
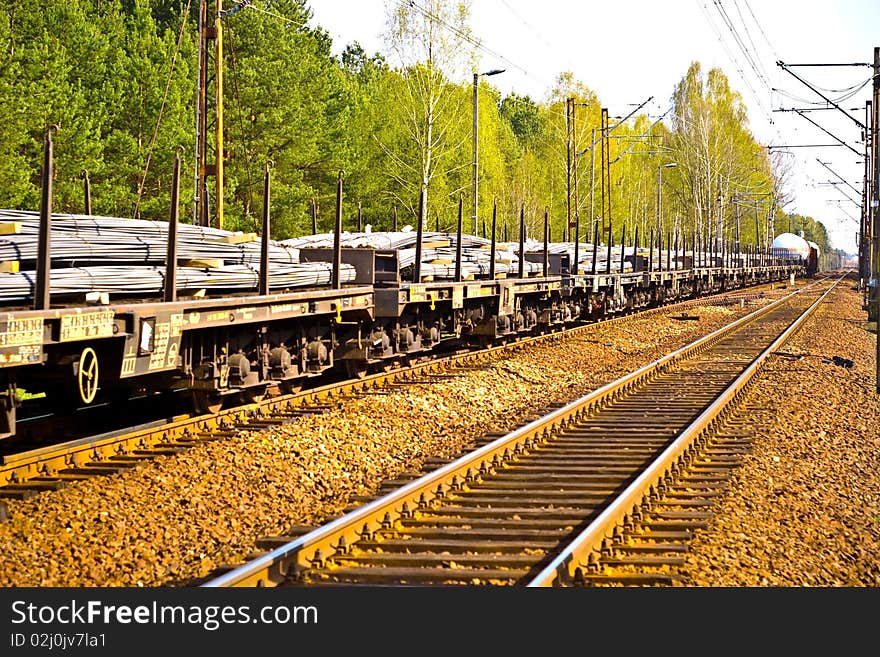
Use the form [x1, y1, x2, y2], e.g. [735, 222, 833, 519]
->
[3, 280, 866, 587]
[678, 277, 880, 586]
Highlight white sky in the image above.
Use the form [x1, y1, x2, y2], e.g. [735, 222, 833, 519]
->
[307, 0, 879, 253]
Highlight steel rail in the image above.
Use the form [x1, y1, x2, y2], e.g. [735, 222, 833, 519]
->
[202, 277, 830, 587]
[525, 274, 843, 586]
[0, 278, 799, 494]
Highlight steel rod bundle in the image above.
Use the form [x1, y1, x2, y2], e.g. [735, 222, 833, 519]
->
[0, 209, 356, 303]
[0, 261, 355, 304]
[0, 210, 300, 266]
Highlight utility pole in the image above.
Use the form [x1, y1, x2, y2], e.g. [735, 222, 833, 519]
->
[589, 127, 596, 250]
[195, 0, 226, 229]
[565, 97, 572, 242]
[862, 101, 871, 299]
[769, 195, 776, 246]
[716, 174, 723, 252]
[572, 100, 580, 267]
[753, 199, 761, 258]
[601, 108, 611, 245]
[733, 195, 741, 265]
[472, 69, 506, 237]
[472, 73, 479, 236]
[871, 46, 879, 393]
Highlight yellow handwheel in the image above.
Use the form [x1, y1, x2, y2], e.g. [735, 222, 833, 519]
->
[77, 347, 99, 404]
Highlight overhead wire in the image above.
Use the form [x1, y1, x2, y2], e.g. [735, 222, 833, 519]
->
[731, 0, 771, 83]
[713, 0, 773, 96]
[403, 0, 531, 77]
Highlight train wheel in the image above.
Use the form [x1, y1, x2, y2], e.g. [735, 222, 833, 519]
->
[77, 347, 100, 405]
[192, 390, 223, 414]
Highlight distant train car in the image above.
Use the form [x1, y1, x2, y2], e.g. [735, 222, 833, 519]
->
[771, 232, 816, 276]
[806, 241, 820, 276]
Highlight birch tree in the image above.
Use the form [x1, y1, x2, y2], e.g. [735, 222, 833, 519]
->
[382, 0, 474, 225]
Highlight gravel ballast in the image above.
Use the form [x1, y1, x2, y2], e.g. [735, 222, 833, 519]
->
[0, 278, 875, 587]
[679, 279, 880, 586]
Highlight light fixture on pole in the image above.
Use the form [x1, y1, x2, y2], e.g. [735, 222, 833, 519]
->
[473, 68, 505, 235]
[656, 162, 678, 231]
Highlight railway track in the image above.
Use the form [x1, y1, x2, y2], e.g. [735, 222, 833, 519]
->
[200, 274, 841, 587]
[0, 282, 796, 501]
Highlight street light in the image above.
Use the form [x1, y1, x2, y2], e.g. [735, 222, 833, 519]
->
[655, 162, 678, 231]
[473, 68, 505, 235]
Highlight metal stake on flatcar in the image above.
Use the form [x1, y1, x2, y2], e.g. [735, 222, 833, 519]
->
[674, 231, 679, 271]
[413, 189, 424, 283]
[35, 128, 54, 311]
[489, 198, 497, 280]
[657, 230, 663, 272]
[332, 171, 342, 289]
[605, 229, 612, 275]
[518, 204, 525, 279]
[164, 151, 181, 302]
[455, 194, 463, 283]
[311, 198, 317, 235]
[634, 225, 640, 270]
[259, 163, 271, 296]
[591, 222, 599, 276]
[81, 170, 92, 216]
[543, 208, 549, 278]
[682, 234, 688, 271]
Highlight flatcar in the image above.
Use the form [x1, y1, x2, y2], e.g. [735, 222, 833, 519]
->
[0, 159, 806, 441]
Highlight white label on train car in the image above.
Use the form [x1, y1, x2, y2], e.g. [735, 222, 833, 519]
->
[466, 284, 486, 298]
[269, 303, 295, 315]
[236, 307, 257, 321]
[1, 344, 41, 364]
[409, 285, 427, 302]
[170, 313, 184, 337]
[148, 323, 172, 371]
[452, 285, 464, 308]
[0, 316, 42, 347]
[59, 310, 115, 342]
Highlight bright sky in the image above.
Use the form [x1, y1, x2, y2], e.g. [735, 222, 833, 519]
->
[307, 0, 879, 253]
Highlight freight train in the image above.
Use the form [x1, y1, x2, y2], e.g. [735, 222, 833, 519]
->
[0, 185, 806, 441]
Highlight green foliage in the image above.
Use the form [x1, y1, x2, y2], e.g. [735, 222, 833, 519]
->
[500, 94, 543, 146]
[0, 0, 832, 253]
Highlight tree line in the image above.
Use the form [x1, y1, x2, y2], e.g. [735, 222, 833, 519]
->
[0, 0, 838, 259]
